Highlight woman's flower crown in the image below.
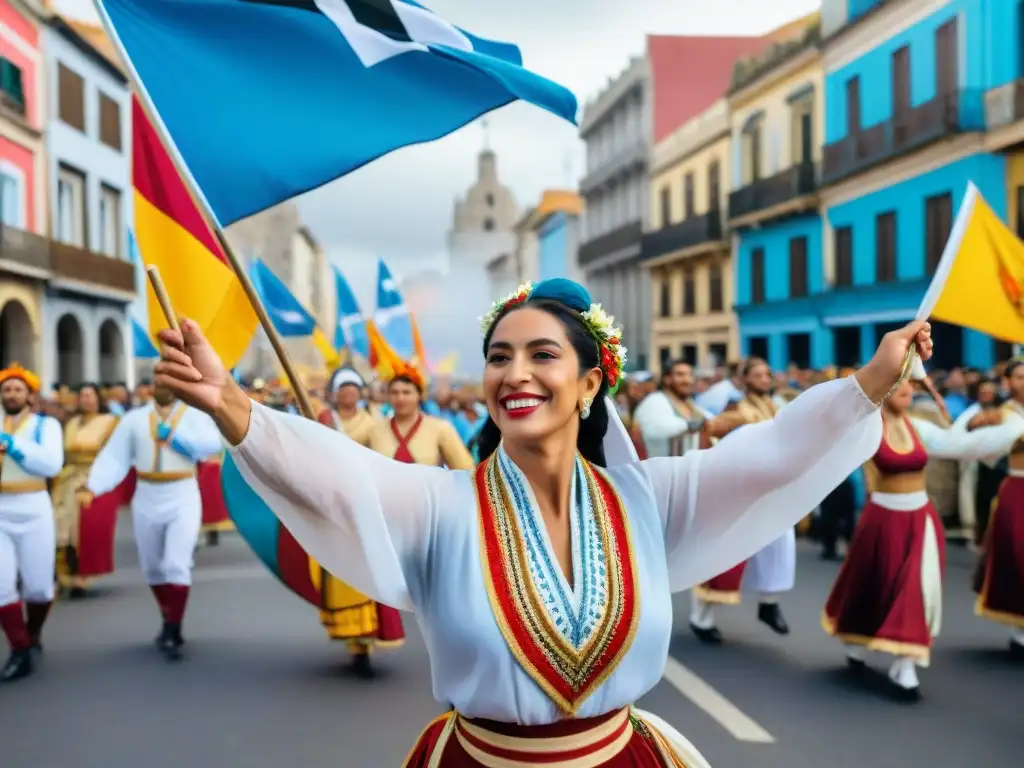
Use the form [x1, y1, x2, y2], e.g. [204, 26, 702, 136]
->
[480, 282, 627, 393]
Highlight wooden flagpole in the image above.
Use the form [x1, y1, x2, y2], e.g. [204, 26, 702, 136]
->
[91, 0, 317, 420]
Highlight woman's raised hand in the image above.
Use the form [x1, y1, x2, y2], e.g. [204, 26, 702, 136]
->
[856, 319, 934, 404]
[153, 319, 229, 415]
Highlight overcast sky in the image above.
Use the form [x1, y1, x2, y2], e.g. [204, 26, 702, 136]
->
[60, 0, 818, 304]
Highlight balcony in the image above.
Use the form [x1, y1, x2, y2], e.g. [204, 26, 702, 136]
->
[0, 224, 50, 274]
[578, 220, 642, 266]
[50, 241, 136, 294]
[728, 163, 818, 224]
[822, 91, 982, 185]
[641, 210, 724, 262]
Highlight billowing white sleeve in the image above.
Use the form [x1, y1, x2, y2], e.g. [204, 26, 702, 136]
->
[227, 401, 460, 612]
[642, 376, 882, 592]
[8, 416, 63, 478]
[911, 414, 1024, 464]
[951, 403, 981, 433]
[86, 415, 136, 496]
[633, 394, 692, 441]
[175, 409, 225, 462]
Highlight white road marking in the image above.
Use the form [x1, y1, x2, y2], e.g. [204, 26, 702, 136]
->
[661, 656, 776, 744]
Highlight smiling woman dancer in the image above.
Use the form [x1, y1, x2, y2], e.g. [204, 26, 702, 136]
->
[154, 279, 931, 767]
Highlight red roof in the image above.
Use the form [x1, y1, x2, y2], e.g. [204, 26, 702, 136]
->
[647, 34, 768, 144]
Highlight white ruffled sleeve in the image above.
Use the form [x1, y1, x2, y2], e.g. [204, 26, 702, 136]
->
[227, 401, 460, 612]
[642, 376, 882, 592]
[911, 414, 1024, 465]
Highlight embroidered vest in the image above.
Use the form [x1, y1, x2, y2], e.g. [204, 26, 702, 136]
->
[474, 449, 639, 715]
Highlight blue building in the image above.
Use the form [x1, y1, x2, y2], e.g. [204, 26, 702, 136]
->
[804, 0, 1024, 370]
[537, 203, 583, 283]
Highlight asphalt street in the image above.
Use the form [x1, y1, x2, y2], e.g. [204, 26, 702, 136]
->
[1, 518, 1018, 768]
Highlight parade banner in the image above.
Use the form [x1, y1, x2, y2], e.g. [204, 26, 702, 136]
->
[95, 0, 577, 227]
[918, 182, 1024, 343]
[132, 99, 258, 369]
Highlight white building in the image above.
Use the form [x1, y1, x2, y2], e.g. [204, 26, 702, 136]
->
[578, 55, 652, 371]
[40, 17, 134, 390]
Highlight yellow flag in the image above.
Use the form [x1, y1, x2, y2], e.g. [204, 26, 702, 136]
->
[312, 327, 341, 369]
[920, 183, 1024, 343]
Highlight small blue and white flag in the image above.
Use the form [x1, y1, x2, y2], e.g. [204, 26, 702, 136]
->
[332, 264, 371, 359]
[249, 258, 318, 337]
[373, 258, 416, 360]
[95, 0, 578, 225]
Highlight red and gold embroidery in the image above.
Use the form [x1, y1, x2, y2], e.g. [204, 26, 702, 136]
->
[475, 453, 640, 715]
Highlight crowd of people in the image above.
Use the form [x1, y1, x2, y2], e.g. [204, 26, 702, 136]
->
[1, 319, 1022, 724]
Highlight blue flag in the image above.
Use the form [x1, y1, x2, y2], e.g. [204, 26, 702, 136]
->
[96, 0, 578, 225]
[249, 259, 317, 337]
[332, 264, 370, 359]
[132, 317, 160, 359]
[373, 258, 416, 360]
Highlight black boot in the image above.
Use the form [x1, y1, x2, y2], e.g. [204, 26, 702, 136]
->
[156, 622, 184, 661]
[351, 650, 374, 679]
[689, 622, 724, 645]
[0, 649, 34, 683]
[206, 530, 220, 547]
[757, 602, 790, 635]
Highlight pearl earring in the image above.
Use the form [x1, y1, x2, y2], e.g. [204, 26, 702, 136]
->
[580, 397, 593, 420]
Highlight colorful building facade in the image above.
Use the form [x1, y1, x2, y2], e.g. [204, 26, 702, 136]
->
[815, 0, 1017, 370]
[730, 16, 825, 370]
[0, 0, 46, 373]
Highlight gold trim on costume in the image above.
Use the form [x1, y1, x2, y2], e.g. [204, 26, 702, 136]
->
[475, 454, 640, 716]
[820, 613, 931, 663]
[974, 500, 1024, 628]
[458, 708, 629, 756]
[691, 585, 742, 605]
[0, 480, 48, 494]
[148, 403, 188, 472]
[136, 470, 195, 483]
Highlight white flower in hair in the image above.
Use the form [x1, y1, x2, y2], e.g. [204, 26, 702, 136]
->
[581, 304, 620, 339]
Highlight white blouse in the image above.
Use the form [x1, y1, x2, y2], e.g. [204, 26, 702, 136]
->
[228, 376, 882, 724]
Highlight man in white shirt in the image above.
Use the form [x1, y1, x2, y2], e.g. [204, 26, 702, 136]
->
[0, 364, 63, 683]
[83, 385, 222, 660]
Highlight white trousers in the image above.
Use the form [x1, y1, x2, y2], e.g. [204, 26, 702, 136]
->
[131, 479, 202, 586]
[744, 528, 797, 595]
[0, 492, 56, 607]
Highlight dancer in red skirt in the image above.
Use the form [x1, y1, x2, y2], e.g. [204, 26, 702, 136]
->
[971, 358, 1024, 656]
[823, 380, 1024, 698]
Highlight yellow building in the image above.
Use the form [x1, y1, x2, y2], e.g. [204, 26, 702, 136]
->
[644, 99, 735, 373]
[726, 18, 825, 370]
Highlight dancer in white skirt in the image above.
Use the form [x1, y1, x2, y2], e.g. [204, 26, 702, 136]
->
[154, 278, 931, 766]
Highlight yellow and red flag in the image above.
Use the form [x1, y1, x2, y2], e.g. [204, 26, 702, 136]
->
[919, 182, 1024, 343]
[132, 97, 258, 368]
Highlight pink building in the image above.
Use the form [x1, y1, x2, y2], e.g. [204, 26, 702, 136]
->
[0, 0, 44, 235]
[0, 0, 47, 372]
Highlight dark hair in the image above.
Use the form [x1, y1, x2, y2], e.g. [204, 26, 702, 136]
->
[1005, 360, 1024, 379]
[658, 359, 691, 389]
[476, 298, 610, 467]
[76, 382, 108, 414]
[388, 375, 423, 396]
[742, 357, 769, 377]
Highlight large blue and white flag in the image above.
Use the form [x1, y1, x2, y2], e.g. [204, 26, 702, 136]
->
[332, 264, 371, 359]
[94, 0, 578, 225]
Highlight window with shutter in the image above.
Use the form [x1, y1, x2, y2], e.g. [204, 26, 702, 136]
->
[709, 262, 724, 312]
[875, 211, 897, 282]
[682, 267, 695, 314]
[58, 64, 86, 131]
[789, 237, 808, 298]
[99, 93, 122, 151]
[924, 193, 952, 274]
[834, 226, 853, 287]
[751, 248, 766, 304]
